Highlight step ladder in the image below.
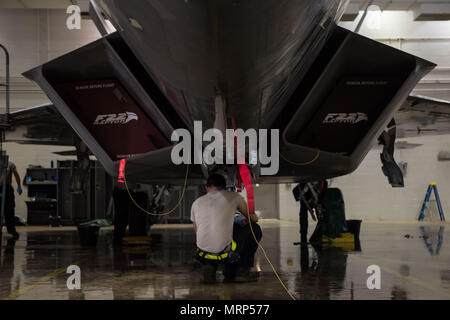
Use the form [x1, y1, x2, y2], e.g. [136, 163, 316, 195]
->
[418, 183, 446, 221]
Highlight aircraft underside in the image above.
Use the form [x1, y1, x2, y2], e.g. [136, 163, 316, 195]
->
[11, 0, 436, 187]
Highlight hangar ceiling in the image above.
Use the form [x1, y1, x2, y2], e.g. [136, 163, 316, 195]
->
[0, 0, 449, 104]
[0, 0, 89, 10]
[344, 0, 450, 21]
[0, 0, 73, 9]
[340, 1, 450, 100]
[346, 0, 450, 11]
[1, 1, 450, 22]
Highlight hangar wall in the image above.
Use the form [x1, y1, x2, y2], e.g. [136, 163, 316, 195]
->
[1, 9, 450, 222]
[0, 9, 101, 111]
[332, 134, 450, 221]
[279, 134, 450, 223]
[253, 184, 279, 219]
[0, 9, 101, 221]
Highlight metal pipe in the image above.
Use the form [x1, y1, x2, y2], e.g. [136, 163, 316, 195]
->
[354, 0, 375, 34]
[0, 44, 10, 123]
[89, 0, 112, 36]
[0, 44, 9, 236]
[0, 155, 8, 238]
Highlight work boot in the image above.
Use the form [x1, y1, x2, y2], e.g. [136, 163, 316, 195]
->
[223, 263, 238, 283]
[203, 264, 217, 284]
[233, 267, 260, 283]
[223, 272, 235, 283]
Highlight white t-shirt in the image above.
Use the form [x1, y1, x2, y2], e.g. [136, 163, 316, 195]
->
[191, 190, 247, 253]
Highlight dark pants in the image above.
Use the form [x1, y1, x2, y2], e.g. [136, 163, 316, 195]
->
[113, 188, 131, 242]
[128, 192, 148, 237]
[113, 188, 148, 243]
[300, 201, 308, 242]
[0, 184, 16, 234]
[223, 222, 262, 278]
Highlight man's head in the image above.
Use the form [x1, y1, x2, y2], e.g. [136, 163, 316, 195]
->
[206, 173, 226, 192]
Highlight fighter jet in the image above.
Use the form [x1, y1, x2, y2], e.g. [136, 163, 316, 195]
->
[5, 0, 450, 191]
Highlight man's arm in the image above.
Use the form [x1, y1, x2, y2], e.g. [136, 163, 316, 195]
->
[13, 167, 21, 187]
[237, 196, 258, 223]
[12, 166, 22, 195]
[191, 201, 197, 232]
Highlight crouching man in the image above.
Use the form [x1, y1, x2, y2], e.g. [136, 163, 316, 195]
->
[191, 174, 262, 283]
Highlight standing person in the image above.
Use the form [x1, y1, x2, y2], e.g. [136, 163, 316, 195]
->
[293, 183, 313, 243]
[191, 173, 262, 283]
[112, 181, 131, 245]
[113, 181, 150, 244]
[293, 180, 328, 243]
[128, 184, 149, 237]
[0, 161, 22, 239]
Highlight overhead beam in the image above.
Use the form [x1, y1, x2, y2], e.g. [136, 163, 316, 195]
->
[0, 0, 73, 9]
[413, 4, 450, 21]
[342, 1, 450, 21]
[341, 2, 362, 21]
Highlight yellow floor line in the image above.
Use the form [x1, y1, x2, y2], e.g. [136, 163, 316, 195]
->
[0, 262, 79, 300]
[378, 264, 450, 299]
[352, 255, 450, 299]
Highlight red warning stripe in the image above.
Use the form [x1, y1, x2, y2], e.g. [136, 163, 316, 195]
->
[118, 158, 126, 183]
[238, 163, 254, 214]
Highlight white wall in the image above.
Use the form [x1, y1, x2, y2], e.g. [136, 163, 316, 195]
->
[279, 135, 450, 222]
[254, 184, 279, 219]
[333, 134, 450, 221]
[0, 9, 101, 221]
[0, 9, 101, 111]
[278, 183, 300, 223]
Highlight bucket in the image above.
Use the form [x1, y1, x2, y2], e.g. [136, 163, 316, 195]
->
[346, 220, 362, 241]
[77, 225, 100, 246]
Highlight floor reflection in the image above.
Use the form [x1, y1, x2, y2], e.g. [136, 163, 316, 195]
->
[0, 222, 449, 300]
[420, 225, 444, 256]
[294, 243, 353, 299]
[391, 285, 408, 300]
[0, 238, 17, 297]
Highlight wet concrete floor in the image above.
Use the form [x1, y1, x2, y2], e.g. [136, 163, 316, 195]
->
[0, 220, 449, 300]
